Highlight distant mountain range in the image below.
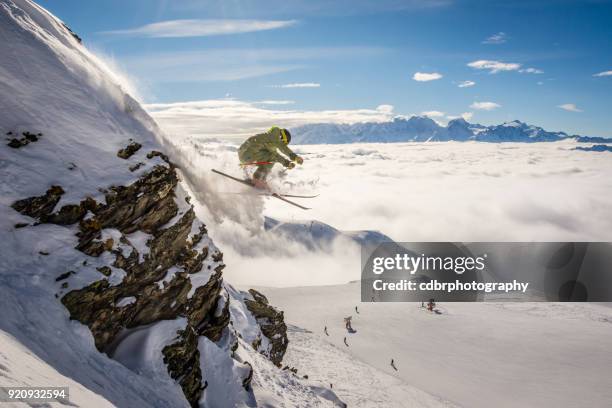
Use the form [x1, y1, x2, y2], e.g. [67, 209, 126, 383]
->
[291, 116, 610, 144]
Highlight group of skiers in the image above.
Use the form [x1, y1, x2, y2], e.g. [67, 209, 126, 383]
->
[323, 305, 400, 372]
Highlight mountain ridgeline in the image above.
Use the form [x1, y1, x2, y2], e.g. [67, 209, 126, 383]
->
[291, 117, 609, 144]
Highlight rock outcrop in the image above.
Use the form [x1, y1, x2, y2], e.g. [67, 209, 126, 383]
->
[245, 289, 289, 366]
[10, 150, 283, 406]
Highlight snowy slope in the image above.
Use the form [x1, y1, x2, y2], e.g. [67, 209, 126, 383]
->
[0, 1, 342, 407]
[0, 329, 114, 407]
[290, 117, 608, 144]
[263, 282, 612, 408]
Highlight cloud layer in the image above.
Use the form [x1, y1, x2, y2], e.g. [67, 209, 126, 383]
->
[164, 137, 612, 287]
[103, 19, 296, 38]
[147, 99, 397, 139]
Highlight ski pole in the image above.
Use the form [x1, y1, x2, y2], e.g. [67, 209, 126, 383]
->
[239, 161, 273, 167]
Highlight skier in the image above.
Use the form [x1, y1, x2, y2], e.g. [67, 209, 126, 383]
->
[390, 359, 397, 371]
[238, 126, 303, 190]
[355, 306, 359, 314]
[324, 326, 329, 336]
[344, 316, 353, 331]
[427, 298, 436, 312]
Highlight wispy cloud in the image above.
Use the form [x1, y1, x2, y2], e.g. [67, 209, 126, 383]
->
[103, 19, 296, 38]
[519, 67, 544, 74]
[146, 99, 397, 139]
[273, 83, 321, 88]
[482, 32, 508, 44]
[467, 60, 521, 73]
[118, 47, 386, 82]
[470, 101, 501, 111]
[413, 72, 443, 82]
[593, 70, 612, 77]
[458, 80, 475, 88]
[558, 103, 582, 112]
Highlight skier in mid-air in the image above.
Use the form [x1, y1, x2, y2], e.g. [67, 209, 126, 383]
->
[238, 126, 303, 190]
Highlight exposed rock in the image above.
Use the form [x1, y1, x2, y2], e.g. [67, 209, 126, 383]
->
[11, 185, 64, 219]
[55, 271, 75, 281]
[6, 131, 42, 148]
[162, 327, 204, 408]
[96, 266, 112, 277]
[129, 162, 144, 172]
[14, 223, 29, 229]
[117, 141, 142, 159]
[242, 361, 253, 391]
[146, 150, 171, 164]
[41, 203, 86, 225]
[244, 289, 289, 366]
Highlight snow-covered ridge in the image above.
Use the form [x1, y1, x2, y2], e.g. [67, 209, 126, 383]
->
[291, 116, 610, 144]
[0, 1, 343, 407]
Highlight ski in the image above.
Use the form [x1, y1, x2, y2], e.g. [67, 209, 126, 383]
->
[212, 169, 312, 210]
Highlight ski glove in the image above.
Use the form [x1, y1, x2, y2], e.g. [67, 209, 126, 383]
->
[286, 162, 296, 169]
[295, 156, 304, 165]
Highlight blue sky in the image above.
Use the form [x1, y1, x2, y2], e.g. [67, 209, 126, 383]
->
[40, 0, 612, 137]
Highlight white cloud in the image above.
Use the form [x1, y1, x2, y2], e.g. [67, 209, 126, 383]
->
[413, 72, 443, 82]
[482, 32, 508, 44]
[467, 60, 521, 74]
[145, 99, 396, 139]
[273, 82, 321, 88]
[421, 110, 445, 118]
[519, 68, 544, 74]
[593, 70, 612, 77]
[103, 19, 296, 38]
[470, 101, 501, 111]
[558, 103, 582, 113]
[458, 80, 476, 88]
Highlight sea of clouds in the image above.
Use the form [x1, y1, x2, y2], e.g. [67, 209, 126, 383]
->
[158, 132, 612, 287]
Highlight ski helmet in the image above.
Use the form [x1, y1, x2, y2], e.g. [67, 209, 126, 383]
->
[280, 128, 291, 144]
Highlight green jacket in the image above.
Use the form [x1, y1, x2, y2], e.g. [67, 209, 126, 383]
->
[238, 127, 297, 167]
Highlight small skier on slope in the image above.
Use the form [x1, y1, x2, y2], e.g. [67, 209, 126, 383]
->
[390, 359, 397, 371]
[344, 316, 353, 331]
[238, 126, 304, 190]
